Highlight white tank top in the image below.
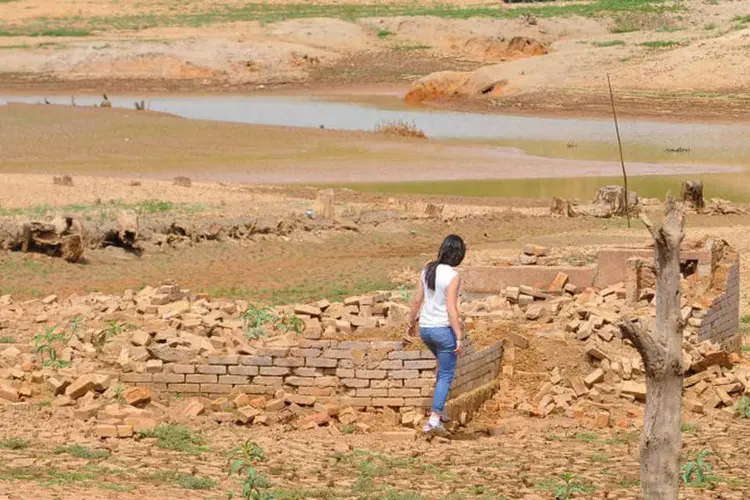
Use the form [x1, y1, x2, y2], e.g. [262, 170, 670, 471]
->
[419, 264, 459, 328]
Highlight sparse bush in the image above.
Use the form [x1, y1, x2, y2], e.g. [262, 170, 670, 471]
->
[374, 120, 427, 139]
[0, 438, 29, 450]
[137, 424, 206, 454]
[55, 444, 110, 460]
[737, 396, 750, 419]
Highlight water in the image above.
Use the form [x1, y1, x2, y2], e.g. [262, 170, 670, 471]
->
[4, 94, 750, 151]
[2, 94, 748, 200]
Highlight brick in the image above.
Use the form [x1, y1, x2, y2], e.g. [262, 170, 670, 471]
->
[121, 373, 152, 383]
[260, 366, 290, 376]
[338, 341, 372, 350]
[322, 349, 354, 359]
[167, 383, 200, 393]
[285, 376, 315, 387]
[583, 369, 604, 388]
[314, 376, 339, 387]
[298, 387, 333, 397]
[404, 397, 432, 407]
[229, 365, 259, 376]
[404, 378, 435, 388]
[95, 424, 119, 438]
[253, 376, 284, 386]
[342, 378, 369, 388]
[355, 370, 386, 379]
[274, 357, 305, 368]
[388, 351, 422, 361]
[340, 397, 371, 408]
[389, 370, 419, 380]
[197, 365, 227, 374]
[357, 388, 388, 397]
[621, 381, 647, 401]
[171, 364, 195, 374]
[336, 368, 355, 378]
[152, 373, 185, 383]
[286, 393, 317, 406]
[207, 355, 239, 365]
[293, 367, 320, 377]
[389, 388, 421, 398]
[378, 360, 403, 370]
[372, 398, 404, 407]
[291, 348, 322, 358]
[219, 375, 250, 385]
[201, 384, 233, 393]
[239, 356, 273, 366]
[234, 385, 275, 395]
[404, 360, 437, 370]
[257, 347, 289, 357]
[186, 374, 217, 384]
[306, 357, 337, 368]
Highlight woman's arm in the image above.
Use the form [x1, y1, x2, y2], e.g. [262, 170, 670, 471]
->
[407, 278, 424, 328]
[446, 275, 463, 354]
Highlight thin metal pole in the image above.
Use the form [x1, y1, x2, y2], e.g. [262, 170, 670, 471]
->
[607, 73, 631, 228]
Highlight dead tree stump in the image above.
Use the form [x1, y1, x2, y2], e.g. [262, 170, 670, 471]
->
[680, 181, 705, 210]
[592, 185, 638, 217]
[618, 195, 685, 500]
[19, 217, 85, 263]
[550, 197, 578, 217]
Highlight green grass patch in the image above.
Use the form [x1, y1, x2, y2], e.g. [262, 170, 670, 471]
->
[741, 315, 750, 324]
[590, 453, 610, 462]
[210, 277, 391, 305]
[656, 24, 685, 32]
[377, 28, 393, 39]
[592, 39, 626, 47]
[137, 424, 207, 454]
[0, 336, 16, 344]
[638, 39, 684, 48]
[274, 488, 339, 500]
[682, 423, 700, 435]
[54, 445, 111, 460]
[0, 28, 91, 37]
[392, 43, 430, 51]
[704, 23, 717, 30]
[733, 15, 750, 24]
[0, 438, 29, 450]
[176, 474, 215, 490]
[0, 1, 684, 35]
[573, 432, 599, 443]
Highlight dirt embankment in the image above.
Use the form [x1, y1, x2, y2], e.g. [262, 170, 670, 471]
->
[2, 1, 750, 118]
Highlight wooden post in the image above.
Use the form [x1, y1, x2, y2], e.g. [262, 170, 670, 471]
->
[618, 195, 685, 500]
[607, 73, 631, 228]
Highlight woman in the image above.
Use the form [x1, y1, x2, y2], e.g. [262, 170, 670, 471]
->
[404, 234, 466, 435]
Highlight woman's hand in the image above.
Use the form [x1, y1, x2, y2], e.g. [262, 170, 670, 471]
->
[454, 338, 463, 356]
[403, 323, 416, 344]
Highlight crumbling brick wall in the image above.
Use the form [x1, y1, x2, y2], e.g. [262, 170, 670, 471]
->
[698, 252, 740, 351]
[122, 338, 503, 411]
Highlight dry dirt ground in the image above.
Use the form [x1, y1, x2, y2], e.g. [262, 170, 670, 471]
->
[1, 0, 750, 118]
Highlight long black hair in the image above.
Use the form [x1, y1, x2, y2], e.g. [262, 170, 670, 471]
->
[424, 234, 466, 291]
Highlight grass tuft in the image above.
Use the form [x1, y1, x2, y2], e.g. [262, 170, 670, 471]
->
[638, 39, 684, 48]
[55, 445, 111, 460]
[374, 120, 427, 139]
[0, 438, 29, 450]
[176, 474, 216, 490]
[592, 40, 626, 47]
[137, 424, 206, 454]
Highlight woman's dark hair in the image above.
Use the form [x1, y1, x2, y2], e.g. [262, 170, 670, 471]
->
[424, 234, 466, 291]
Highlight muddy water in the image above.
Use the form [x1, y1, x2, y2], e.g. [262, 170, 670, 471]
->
[3, 94, 748, 199]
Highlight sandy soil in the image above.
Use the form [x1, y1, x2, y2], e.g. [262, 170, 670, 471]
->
[1, 0, 749, 118]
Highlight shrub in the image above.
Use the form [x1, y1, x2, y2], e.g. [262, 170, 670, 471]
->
[374, 120, 427, 139]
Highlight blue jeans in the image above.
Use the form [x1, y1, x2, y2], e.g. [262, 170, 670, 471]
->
[420, 326, 457, 414]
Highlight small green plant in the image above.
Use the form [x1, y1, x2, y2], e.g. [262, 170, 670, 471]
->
[704, 23, 717, 30]
[176, 474, 216, 490]
[340, 424, 357, 435]
[682, 423, 700, 435]
[0, 336, 16, 344]
[736, 396, 750, 419]
[277, 312, 304, 335]
[741, 315, 750, 324]
[398, 286, 414, 302]
[572, 432, 598, 443]
[137, 424, 206, 455]
[0, 438, 29, 450]
[229, 440, 272, 500]
[105, 320, 134, 338]
[55, 445, 111, 460]
[592, 40, 625, 47]
[377, 28, 393, 39]
[33, 325, 69, 368]
[138, 199, 174, 213]
[553, 473, 594, 499]
[242, 304, 276, 339]
[681, 450, 716, 487]
[638, 40, 683, 49]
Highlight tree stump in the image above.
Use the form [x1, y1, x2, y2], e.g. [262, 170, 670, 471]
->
[19, 216, 86, 263]
[314, 189, 335, 219]
[680, 181, 705, 210]
[618, 195, 685, 500]
[550, 197, 578, 217]
[592, 185, 638, 218]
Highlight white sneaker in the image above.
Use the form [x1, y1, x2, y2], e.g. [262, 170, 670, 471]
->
[422, 420, 448, 436]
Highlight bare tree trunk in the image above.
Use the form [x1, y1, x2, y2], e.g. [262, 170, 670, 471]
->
[618, 195, 685, 500]
[680, 181, 704, 211]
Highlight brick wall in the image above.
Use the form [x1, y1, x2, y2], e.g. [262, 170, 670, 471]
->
[698, 256, 741, 351]
[122, 338, 504, 410]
